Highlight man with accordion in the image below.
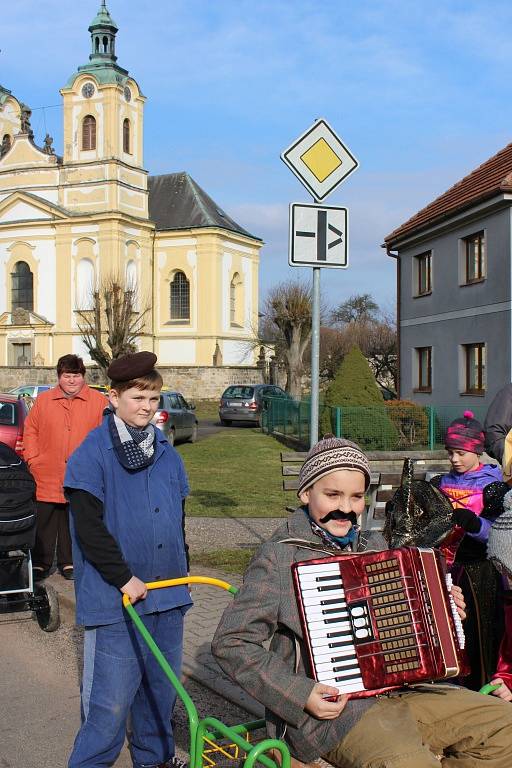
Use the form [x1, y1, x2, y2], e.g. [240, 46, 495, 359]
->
[212, 436, 512, 768]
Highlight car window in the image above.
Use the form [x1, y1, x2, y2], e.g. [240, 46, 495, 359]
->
[273, 387, 287, 397]
[222, 386, 255, 399]
[177, 394, 188, 409]
[168, 394, 180, 409]
[0, 401, 18, 425]
[159, 395, 165, 409]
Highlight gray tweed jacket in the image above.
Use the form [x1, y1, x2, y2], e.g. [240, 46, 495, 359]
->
[211, 509, 375, 762]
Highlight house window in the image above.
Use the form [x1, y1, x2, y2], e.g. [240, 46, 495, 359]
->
[415, 251, 431, 295]
[11, 261, 33, 311]
[415, 346, 432, 391]
[82, 115, 96, 151]
[463, 343, 486, 394]
[170, 271, 190, 321]
[464, 231, 485, 283]
[123, 118, 130, 154]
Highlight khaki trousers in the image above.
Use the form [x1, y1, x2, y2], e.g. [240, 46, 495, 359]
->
[325, 686, 512, 768]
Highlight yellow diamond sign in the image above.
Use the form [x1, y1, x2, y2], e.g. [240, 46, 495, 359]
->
[281, 118, 358, 200]
[300, 139, 342, 183]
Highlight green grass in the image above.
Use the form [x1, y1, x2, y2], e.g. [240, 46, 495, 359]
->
[192, 399, 220, 421]
[191, 547, 256, 574]
[176, 429, 290, 517]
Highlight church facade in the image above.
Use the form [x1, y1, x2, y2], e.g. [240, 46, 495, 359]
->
[0, 3, 261, 369]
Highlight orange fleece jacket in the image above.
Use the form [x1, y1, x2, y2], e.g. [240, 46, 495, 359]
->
[23, 384, 107, 503]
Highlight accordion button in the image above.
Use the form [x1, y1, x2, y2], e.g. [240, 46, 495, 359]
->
[355, 628, 370, 639]
[350, 607, 365, 617]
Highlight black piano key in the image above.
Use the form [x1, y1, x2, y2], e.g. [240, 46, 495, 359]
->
[320, 598, 346, 606]
[315, 575, 342, 582]
[334, 670, 363, 682]
[318, 585, 343, 592]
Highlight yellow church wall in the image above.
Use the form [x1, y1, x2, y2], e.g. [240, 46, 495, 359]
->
[0, 96, 21, 144]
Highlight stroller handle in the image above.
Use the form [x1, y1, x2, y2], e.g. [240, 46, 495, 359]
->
[121, 576, 238, 606]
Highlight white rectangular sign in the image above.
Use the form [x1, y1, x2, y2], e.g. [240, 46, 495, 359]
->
[289, 203, 348, 268]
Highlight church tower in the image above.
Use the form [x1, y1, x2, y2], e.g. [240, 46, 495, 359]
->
[59, 1, 147, 218]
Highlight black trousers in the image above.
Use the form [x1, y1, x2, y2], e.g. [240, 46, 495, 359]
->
[32, 501, 73, 571]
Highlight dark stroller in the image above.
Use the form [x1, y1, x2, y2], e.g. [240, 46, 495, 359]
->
[0, 443, 59, 631]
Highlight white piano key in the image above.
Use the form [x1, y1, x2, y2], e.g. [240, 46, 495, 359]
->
[315, 657, 357, 673]
[299, 572, 343, 584]
[302, 595, 347, 607]
[300, 586, 345, 598]
[312, 645, 357, 660]
[308, 619, 351, 633]
[297, 564, 340, 575]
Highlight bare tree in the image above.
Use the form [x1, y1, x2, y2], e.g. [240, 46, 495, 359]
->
[76, 273, 151, 381]
[262, 280, 313, 400]
[331, 293, 379, 325]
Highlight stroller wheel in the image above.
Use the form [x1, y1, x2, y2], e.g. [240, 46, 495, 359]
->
[34, 582, 60, 632]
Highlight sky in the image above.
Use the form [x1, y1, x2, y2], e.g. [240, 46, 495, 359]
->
[2, 0, 512, 315]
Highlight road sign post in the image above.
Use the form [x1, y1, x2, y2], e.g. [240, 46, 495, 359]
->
[281, 119, 358, 447]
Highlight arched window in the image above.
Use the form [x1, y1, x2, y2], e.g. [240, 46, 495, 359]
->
[230, 272, 242, 326]
[170, 271, 190, 321]
[82, 115, 96, 151]
[103, 36, 109, 53]
[95, 36, 100, 53]
[76, 258, 95, 310]
[1, 134, 12, 156]
[123, 118, 130, 154]
[11, 261, 33, 311]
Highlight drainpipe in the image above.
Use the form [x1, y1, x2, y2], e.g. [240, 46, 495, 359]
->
[386, 246, 400, 400]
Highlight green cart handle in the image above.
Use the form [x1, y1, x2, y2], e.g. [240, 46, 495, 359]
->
[479, 682, 502, 695]
[123, 576, 289, 768]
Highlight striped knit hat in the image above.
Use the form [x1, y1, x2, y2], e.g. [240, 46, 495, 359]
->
[445, 410, 484, 454]
[297, 435, 371, 496]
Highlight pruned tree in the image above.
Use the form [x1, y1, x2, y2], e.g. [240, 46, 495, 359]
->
[262, 280, 314, 400]
[331, 293, 378, 325]
[76, 273, 151, 380]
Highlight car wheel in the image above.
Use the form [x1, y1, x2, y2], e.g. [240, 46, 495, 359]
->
[220, 418, 231, 426]
[168, 429, 175, 446]
[188, 423, 198, 443]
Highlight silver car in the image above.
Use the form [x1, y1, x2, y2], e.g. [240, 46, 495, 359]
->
[219, 384, 289, 426]
[9, 385, 51, 398]
[153, 390, 198, 446]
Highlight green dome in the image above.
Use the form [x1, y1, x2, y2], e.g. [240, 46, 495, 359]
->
[89, 2, 118, 31]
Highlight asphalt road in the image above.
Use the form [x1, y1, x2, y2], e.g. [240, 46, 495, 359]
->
[0, 608, 250, 768]
[195, 418, 258, 441]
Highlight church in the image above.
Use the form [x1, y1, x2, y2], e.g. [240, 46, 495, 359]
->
[0, 2, 262, 369]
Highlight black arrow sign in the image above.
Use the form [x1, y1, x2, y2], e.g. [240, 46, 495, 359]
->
[296, 211, 343, 260]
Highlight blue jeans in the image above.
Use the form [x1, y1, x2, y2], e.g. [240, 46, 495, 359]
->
[69, 608, 185, 768]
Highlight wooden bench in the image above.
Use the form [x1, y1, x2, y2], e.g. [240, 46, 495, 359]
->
[281, 450, 452, 532]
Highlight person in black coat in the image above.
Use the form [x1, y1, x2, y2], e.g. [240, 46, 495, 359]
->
[484, 383, 512, 462]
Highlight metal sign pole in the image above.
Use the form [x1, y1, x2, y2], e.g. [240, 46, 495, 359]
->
[310, 264, 320, 447]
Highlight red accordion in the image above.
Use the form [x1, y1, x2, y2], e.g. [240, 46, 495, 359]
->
[292, 547, 466, 699]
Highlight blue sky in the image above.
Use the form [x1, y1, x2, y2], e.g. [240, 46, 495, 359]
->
[3, 0, 512, 314]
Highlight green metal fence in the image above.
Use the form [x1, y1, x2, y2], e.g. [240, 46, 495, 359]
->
[261, 398, 488, 452]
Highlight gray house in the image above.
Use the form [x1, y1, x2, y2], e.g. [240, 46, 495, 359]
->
[384, 142, 512, 410]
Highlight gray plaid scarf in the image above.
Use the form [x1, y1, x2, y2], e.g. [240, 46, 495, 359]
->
[108, 413, 156, 471]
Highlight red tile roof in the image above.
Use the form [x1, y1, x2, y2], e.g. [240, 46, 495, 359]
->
[384, 141, 512, 247]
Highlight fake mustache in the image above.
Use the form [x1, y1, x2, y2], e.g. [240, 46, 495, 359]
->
[319, 510, 358, 525]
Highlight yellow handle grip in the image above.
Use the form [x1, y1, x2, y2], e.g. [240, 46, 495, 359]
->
[121, 575, 236, 607]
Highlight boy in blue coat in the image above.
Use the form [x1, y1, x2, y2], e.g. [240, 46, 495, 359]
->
[65, 352, 191, 768]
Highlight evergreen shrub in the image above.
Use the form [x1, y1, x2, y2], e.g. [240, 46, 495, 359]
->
[385, 399, 429, 449]
[321, 345, 398, 450]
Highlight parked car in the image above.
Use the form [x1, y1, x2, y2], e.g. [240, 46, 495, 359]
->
[219, 384, 290, 426]
[153, 390, 198, 446]
[88, 384, 110, 397]
[9, 385, 51, 398]
[0, 393, 30, 456]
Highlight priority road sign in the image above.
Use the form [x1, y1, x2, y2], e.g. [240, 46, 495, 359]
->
[281, 119, 358, 201]
[289, 203, 348, 268]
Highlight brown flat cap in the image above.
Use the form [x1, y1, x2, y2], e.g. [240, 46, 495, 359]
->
[108, 351, 158, 382]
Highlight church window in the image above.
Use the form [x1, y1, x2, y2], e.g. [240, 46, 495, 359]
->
[76, 258, 95, 310]
[11, 261, 33, 312]
[1, 134, 12, 155]
[95, 36, 100, 53]
[82, 115, 96, 151]
[230, 272, 242, 326]
[170, 271, 190, 321]
[123, 119, 131, 153]
[103, 36, 109, 53]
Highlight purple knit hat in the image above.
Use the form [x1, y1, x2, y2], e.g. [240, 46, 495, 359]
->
[445, 410, 484, 454]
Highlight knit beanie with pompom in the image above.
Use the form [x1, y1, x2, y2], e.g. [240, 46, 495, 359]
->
[444, 410, 484, 454]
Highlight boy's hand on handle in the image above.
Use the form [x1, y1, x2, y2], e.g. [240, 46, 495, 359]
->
[450, 583, 466, 621]
[305, 683, 348, 719]
[452, 507, 481, 534]
[121, 576, 147, 604]
[490, 678, 512, 702]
